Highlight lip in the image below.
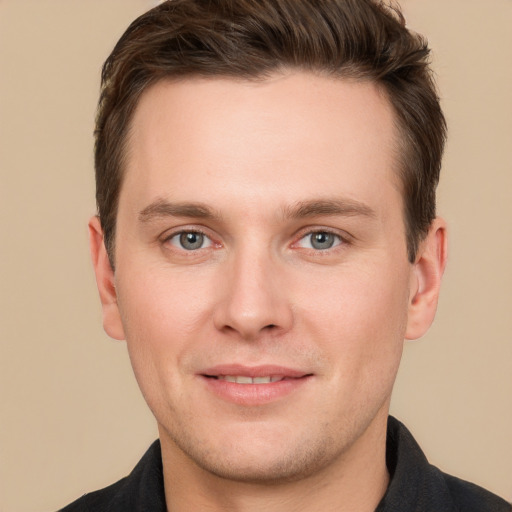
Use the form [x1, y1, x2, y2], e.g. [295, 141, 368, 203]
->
[198, 364, 313, 406]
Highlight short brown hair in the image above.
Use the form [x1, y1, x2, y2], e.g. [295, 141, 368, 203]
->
[95, 0, 446, 265]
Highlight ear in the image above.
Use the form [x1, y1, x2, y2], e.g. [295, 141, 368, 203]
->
[88, 216, 125, 340]
[405, 217, 448, 340]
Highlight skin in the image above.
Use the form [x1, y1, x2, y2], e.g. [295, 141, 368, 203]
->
[90, 71, 447, 512]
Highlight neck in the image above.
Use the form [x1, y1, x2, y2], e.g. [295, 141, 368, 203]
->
[159, 410, 390, 512]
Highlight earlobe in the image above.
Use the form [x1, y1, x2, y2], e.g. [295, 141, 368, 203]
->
[405, 218, 448, 340]
[88, 216, 126, 341]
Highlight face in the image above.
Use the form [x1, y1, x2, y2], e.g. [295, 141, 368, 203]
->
[91, 72, 444, 484]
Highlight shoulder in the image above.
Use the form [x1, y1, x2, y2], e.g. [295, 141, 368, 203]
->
[442, 472, 511, 512]
[380, 417, 511, 512]
[58, 478, 128, 512]
[58, 440, 166, 512]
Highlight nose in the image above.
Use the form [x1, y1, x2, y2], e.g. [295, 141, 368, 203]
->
[213, 247, 294, 341]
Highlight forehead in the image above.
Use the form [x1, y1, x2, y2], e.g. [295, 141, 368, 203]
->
[122, 72, 400, 215]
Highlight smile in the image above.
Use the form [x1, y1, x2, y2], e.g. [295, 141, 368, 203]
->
[199, 366, 313, 405]
[212, 375, 286, 384]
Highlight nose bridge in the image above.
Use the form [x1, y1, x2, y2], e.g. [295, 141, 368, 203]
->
[213, 238, 293, 339]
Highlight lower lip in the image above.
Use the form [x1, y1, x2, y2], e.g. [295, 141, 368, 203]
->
[200, 376, 312, 406]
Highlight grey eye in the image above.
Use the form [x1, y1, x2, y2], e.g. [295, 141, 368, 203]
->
[310, 232, 336, 250]
[297, 231, 341, 250]
[180, 232, 204, 250]
[169, 231, 212, 250]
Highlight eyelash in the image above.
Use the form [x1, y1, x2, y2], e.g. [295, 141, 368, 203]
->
[293, 228, 347, 252]
[163, 228, 215, 252]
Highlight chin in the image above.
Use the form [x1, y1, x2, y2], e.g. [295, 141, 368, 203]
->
[190, 442, 336, 484]
[161, 418, 344, 484]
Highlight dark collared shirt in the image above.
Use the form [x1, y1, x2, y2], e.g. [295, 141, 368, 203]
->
[60, 416, 511, 511]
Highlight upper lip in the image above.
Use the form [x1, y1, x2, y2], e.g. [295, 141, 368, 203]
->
[200, 364, 311, 378]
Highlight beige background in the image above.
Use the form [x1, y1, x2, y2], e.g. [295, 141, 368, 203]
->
[1, 1, 511, 510]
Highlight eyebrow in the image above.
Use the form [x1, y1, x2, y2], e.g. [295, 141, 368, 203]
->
[138, 197, 376, 223]
[282, 198, 376, 220]
[138, 199, 219, 222]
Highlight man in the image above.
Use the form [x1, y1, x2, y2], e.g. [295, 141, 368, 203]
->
[61, 0, 511, 510]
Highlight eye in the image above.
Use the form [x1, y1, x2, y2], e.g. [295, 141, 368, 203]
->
[297, 231, 342, 250]
[168, 231, 212, 251]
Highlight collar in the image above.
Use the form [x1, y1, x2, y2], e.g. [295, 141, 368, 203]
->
[61, 416, 510, 511]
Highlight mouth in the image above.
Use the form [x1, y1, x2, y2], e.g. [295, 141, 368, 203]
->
[204, 375, 298, 384]
[199, 365, 313, 405]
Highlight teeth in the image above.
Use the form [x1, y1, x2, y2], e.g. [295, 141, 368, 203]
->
[253, 377, 272, 384]
[235, 376, 252, 384]
[218, 375, 284, 384]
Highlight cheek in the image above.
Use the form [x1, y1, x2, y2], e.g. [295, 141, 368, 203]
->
[296, 260, 410, 374]
[117, 265, 213, 342]
[114, 267, 215, 398]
